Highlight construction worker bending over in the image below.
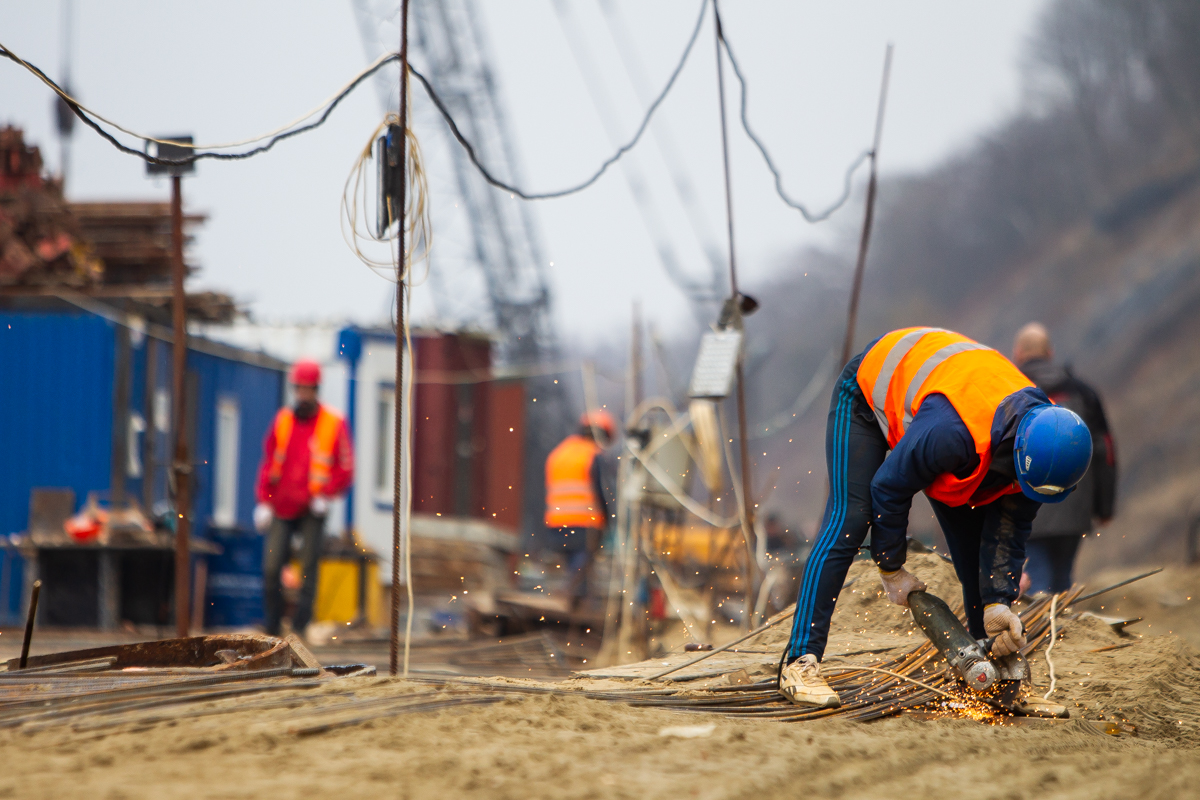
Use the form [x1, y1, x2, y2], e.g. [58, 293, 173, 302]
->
[254, 360, 354, 638]
[1013, 322, 1117, 594]
[779, 328, 1092, 708]
[544, 410, 615, 608]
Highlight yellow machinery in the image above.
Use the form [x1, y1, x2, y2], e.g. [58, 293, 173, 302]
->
[288, 556, 384, 626]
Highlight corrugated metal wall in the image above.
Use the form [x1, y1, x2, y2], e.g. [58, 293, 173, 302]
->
[0, 307, 285, 626]
[0, 310, 115, 624]
[0, 311, 116, 535]
[188, 349, 284, 533]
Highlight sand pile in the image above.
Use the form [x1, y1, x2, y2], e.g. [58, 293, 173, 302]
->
[1018, 612, 1200, 740]
[2, 553, 1199, 798]
[1077, 563, 1200, 647]
[4, 641, 1199, 799]
[737, 550, 1200, 741]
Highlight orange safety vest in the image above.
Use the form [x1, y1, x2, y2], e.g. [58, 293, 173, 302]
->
[268, 404, 344, 496]
[857, 327, 1035, 507]
[544, 434, 604, 529]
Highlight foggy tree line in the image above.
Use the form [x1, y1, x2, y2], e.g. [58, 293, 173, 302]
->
[743, 0, 1200, 426]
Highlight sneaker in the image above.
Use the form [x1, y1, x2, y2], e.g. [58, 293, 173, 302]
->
[779, 654, 841, 708]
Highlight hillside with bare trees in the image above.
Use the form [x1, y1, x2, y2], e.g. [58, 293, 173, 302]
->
[746, 0, 1200, 571]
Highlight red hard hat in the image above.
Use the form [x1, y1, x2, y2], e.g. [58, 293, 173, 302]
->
[290, 359, 322, 387]
[580, 409, 616, 439]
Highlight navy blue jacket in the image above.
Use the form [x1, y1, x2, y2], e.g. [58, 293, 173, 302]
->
[871, 387, 1049, 572]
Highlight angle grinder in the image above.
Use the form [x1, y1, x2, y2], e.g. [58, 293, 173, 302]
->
[907, 590, 1029, 708]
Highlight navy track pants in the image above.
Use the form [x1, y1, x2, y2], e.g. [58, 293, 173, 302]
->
[783, 353, 888, 662]
[782, 358, 1035, 664]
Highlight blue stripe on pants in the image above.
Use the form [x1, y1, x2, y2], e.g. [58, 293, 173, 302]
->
[784, 354, 888, 662]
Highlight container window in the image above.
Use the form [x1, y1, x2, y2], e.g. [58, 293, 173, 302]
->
[376, 385, 395, 495]
[213, 397, 240, 528]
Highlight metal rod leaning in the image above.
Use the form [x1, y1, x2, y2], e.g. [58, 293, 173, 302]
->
[648, 607, 796, 680]
[840, 43, 893, 367]
[1065, 568, 1162, 607]
[389, 0, 411, 680]
[18, 580, 40, 669]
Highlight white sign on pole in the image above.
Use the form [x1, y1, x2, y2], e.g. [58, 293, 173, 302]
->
[687, 330, 743, 399]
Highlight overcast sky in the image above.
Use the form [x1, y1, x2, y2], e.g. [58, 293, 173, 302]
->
[1, 0, 1046, 345]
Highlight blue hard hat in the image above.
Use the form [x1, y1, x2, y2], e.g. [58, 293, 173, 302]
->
[1013, 405, 1092, 504]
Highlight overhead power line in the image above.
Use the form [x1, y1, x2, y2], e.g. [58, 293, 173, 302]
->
[3, 7, 874, 219]
[715, 12, 871, 223]
[0, 0, 706, 188]
[408, 0, 710, 200]
[0, 42, 400, 167]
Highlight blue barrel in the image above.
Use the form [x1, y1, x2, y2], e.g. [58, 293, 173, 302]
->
[205, 529, 264, 628]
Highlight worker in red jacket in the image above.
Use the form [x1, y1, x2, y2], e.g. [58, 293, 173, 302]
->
[254, 360, 354, 637]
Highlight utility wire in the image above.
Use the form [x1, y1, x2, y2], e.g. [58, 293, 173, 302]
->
[2, 0, 706, 190]
[6, 9, 872, 217]
[407, 0, 710, 200]
[747, 347, 836, 439]
[0, 42, 399, 167]
[553, 0, 717, 306]
[13, 42, 397, 151]
[597, 0, 725, 291]
[716, 23, 871, 223]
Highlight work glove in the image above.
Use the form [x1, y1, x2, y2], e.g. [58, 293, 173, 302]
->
[253, 503, 273, 533]
[310, 495, 330, 517]
[878, 567, 927, 607]
[984, 603, 1027, 656]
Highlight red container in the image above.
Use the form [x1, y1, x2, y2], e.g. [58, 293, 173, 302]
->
[412, 332, 525, 531]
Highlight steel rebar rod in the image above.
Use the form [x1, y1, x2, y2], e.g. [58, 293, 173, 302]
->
[17, 580, 40, 670]
[1066, 568, 1162, 606]
[19, 680, 324, 732]
[390, 0, 411, 680]
[649, 608, 795, 679]
[840, 43, 893, 367]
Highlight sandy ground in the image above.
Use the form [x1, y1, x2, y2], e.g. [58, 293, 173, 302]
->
[1, 554, 1198, 799]
[1074, 563, 1200, 648]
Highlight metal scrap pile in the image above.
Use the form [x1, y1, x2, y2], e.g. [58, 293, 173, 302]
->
[0, 633, 369, 734]
[0, 126, 102, 287]
[0, 127, 237, 322]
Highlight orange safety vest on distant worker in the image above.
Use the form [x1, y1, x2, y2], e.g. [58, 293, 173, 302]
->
[544, 434, 605, 529]
[856, 327, 1035, 507]
[268, 405, 344, 496]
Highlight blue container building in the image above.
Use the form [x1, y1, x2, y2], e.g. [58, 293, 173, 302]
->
[0, 299, 286, 628]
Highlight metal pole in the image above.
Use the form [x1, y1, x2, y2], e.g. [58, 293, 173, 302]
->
[630, 302, 642, 414]
[390, 0, 410, 678]
[170, 173, 191, 639]
[714, 3, 758, 616]
[713, 5, 739, 298]
[19, 580, 41, 669]
[840, 43, 893, 367]
[618, 306, 645, 661]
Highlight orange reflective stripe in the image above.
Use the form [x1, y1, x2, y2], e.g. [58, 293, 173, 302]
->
[268, 409, 294, 483]
[857, 328, 1034, 506]
[901, 340, 990, 427]
[545, 434, 604, 528]
[307, 407, 342, 495]
[859, 327, 940, 439]
[267, 405, 344, 496]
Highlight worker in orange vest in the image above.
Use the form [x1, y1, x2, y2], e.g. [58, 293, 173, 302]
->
[544, 410, 616, 607]
[254, 360, 354, 638]
[779, 328, 1092, 708]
